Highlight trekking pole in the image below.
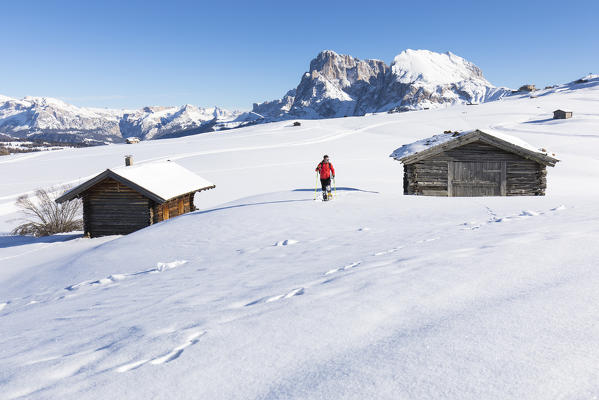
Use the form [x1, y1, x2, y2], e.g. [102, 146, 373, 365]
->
[334, 177, 337, 198]
[314, 173, 318, 200]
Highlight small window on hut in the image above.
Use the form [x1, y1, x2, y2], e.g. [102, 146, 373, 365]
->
[178, 198, 184, 215]
[162, 204, 170, 220]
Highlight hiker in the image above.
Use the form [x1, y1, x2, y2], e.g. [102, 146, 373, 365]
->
[315, 155, 335, 201]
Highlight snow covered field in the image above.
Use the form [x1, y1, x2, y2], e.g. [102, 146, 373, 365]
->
[1, 78, 599, 399]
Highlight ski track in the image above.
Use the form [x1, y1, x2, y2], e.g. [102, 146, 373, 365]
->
[489, 122, 599, 139]
[123, 120, 396, 170]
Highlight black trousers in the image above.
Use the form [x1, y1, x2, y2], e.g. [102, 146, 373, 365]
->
[320, 178, 331, 192]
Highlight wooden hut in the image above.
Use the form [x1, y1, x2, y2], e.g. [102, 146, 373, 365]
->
[391, 129, 558, 197]
[56, 159, 215, 237]
[517, 84, 536, 92]
[553, 109, 573, 119]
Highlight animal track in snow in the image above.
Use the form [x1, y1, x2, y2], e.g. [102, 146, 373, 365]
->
[274, 239, 299, 246]
[468, 205, 567, 227]
[150, 331, 205, 365]
[493, 208, 557, 223]
[416, 237, 440, 244]
[324, 262, 361, 275]
[461, 222, 481, 230]
[245, 287, 304, 307]
[373, 247, 400, 257]
[116, 358, 148, 373]
[65, 260, 188, 291]
[116, 331, 205, 372]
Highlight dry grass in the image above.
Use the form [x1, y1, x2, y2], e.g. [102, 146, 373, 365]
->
[11, 187, 83, 237]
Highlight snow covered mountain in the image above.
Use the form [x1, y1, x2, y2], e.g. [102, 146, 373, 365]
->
[253, 49, 512, 119]
[0, 49, 516, 143]
[0, 95, 262, 143]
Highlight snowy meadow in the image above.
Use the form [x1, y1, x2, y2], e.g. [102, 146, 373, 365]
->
[1, 79, 599, 399]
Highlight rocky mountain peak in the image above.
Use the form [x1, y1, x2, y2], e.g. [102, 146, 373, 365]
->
[253, 49, 511, 119]
[308, 50, 388, 88]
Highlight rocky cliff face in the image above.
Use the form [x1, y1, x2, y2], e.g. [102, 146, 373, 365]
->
[253, 49, 511, 119]
[0, 96, 262, 143]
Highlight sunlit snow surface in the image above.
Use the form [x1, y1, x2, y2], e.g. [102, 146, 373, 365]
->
[1, 77, 599, 399]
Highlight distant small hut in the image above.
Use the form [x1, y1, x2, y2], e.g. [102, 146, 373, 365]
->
[390, 129, 558, 197]
[56, 158, 215, 237]
[126, 137, 141, 144]
[518, 84, 536, 92]
[553, 109, 573, 119]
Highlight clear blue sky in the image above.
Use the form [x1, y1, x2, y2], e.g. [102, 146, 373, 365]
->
[1, 0, 597, 110]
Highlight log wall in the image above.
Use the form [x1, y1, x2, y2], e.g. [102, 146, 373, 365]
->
[403, 141, 547, 196]
[82, 178, 151, 237]
[506, 160, 547, 196]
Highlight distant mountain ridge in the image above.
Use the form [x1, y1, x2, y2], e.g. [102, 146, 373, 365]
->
[1, 49, 512, 143]
[253, 49, 512, 119]
[0, 96, 262, 143]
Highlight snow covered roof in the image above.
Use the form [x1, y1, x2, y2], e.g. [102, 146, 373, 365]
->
[390, 129, 558, 167]
[56, 161, 215, 204]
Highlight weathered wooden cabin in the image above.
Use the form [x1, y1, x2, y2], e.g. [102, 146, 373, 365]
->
[391, 129, 558, 197]
[553, 109, 573, 119]
[56, 159, 215, 237]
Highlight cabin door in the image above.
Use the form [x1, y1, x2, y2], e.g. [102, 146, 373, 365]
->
[448, 161, 506, 197]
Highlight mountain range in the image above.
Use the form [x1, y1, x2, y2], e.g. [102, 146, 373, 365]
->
[0, 95, 262, 143]
[1, 49, 513, 143]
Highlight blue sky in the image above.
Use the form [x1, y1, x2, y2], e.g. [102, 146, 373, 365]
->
[1, 0, 597, 110]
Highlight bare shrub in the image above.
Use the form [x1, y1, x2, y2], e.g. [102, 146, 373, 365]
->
[11, 187, 83, 237]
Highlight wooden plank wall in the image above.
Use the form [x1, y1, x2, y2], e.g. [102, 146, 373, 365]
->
[82, 178, 151, 237]
[152, 193, 195, 223]
[507, 160, 547, 196]
[404, 161, 448, 196]
[403, 141, 547, 196]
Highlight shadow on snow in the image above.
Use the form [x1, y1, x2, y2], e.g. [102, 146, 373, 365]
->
[0, 233, 82, 249]
[293, 187, 379, 194]
[194, 198, 313, 216]
[193, 188, 377, 216]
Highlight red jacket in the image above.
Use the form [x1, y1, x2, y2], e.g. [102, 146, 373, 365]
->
[316, 161, 335, 179]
